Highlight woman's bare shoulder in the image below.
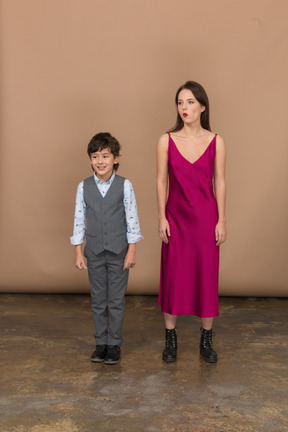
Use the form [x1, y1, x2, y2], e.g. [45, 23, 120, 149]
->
[215, 134, 225, 155]
[157, 133, 169, 150]
[215, 133, 225, 145]
[159, 133, 169, 141]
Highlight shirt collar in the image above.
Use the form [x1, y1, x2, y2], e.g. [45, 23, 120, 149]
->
[94, 171, 115, 186]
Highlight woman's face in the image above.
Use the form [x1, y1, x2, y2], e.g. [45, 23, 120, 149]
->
[177, 89, 205, 126]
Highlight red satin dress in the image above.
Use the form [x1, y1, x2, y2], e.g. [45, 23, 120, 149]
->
[158, 133, 219, 317]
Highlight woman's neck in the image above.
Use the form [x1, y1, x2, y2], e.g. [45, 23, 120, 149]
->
[181, 123, 205, 138]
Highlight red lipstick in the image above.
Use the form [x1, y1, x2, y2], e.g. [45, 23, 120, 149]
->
[183, 113, 188, 117]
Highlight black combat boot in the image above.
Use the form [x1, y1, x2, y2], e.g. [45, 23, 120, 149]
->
[200, 328, 217, 363]
[162, 328, 178, 363]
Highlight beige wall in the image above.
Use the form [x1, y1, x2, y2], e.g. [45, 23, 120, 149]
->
[0, 0, 287, 295]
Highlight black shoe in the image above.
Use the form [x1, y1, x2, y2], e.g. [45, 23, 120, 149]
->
[162, 328, 178, 363]
[90, 344, 107, 363]
[104, 345, 121, 365]
[200, 328, 217, 363]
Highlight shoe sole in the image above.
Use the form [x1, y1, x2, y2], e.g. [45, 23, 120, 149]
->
[90, 358, 105, 363]
[104, 359, 121, 365]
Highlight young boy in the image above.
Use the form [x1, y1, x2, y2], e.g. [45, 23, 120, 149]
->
[70, 132, 143, 365]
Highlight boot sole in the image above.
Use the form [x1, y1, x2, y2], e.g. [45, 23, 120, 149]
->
[162, 356, 177, 363]
[201, 356, 217, 363]
[90, 358, 105, 363]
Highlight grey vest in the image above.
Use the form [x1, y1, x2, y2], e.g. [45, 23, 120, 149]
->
[84, 175, 128, 255]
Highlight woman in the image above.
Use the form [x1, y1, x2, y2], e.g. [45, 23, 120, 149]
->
[157, 81, 227, 363]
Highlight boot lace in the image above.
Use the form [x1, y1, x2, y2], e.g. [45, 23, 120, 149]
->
[201, 329, 215, 349]
[166, 329, 177, 349]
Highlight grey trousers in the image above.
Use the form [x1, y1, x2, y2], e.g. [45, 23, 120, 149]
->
[84, 246, 129, 346]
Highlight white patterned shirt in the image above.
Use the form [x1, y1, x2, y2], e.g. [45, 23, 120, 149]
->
[70, 172, 143, 245]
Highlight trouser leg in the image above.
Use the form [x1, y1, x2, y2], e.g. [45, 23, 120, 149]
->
[86, 249, 109, 345]
[106, 247, 129, 346]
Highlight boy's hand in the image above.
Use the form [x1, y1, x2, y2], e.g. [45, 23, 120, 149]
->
[74, 245, 87, 270]
[74, 255, 87, 270]
[123, 244, 136, 270]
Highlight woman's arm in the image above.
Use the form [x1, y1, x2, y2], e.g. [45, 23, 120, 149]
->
[157, 134, 170, 244]
[214, 135, 227, 246]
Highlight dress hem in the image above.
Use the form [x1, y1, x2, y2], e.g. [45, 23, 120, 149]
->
[159, 306, 219, 319]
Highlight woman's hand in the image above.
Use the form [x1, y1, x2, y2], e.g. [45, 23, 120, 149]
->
[158, 218, 171, 244]
[215, 220, 227, 246]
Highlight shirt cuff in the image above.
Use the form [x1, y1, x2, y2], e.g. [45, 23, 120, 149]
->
[70, 234, 85, 245]
[127, 233, 144, 243]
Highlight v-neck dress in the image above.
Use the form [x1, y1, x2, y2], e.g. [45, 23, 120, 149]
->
[158, 133, 219, 317]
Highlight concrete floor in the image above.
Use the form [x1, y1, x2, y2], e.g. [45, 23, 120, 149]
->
[0, 295, 287, 432]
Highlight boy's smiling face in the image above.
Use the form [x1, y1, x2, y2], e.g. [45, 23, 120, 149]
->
[90, 148, 119, 182]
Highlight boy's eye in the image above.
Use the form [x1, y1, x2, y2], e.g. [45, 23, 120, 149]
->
[178, 101, 182, 105]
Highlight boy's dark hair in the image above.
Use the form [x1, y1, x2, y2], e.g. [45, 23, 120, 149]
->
[87, 132, 121, 171]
